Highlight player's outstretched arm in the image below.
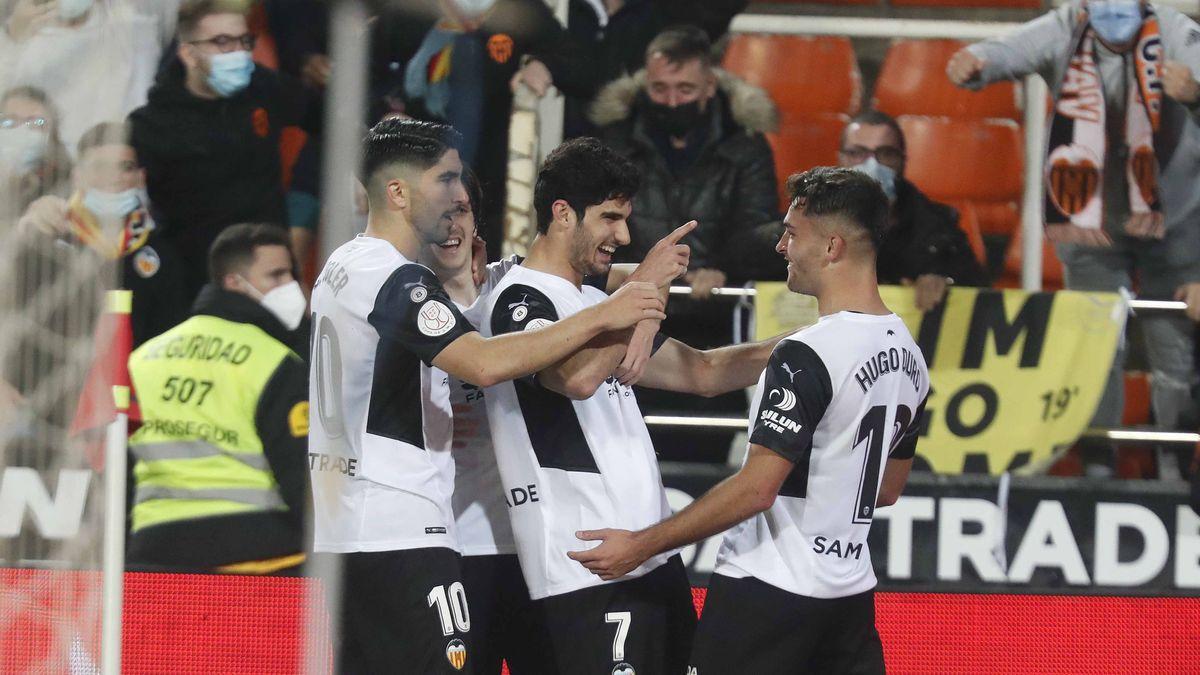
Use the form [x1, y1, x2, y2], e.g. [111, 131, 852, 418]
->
[568, 444, 793, 580]
[432, 281, 665, 388]
[633, 334, 787, 397]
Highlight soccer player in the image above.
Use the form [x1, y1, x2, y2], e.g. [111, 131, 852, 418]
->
[570, 167, 931, 675]
[307, 119, 665, 674]
[481, 137, 783, 675]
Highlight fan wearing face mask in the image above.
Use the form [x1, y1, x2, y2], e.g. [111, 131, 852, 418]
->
[0, 86, 73, 219]
[837, 110, 988, 312]
[129, 0, 317, 303]
[17, 121, 190, 347]
[125, 223, 310, 576]
[949, 0, 1200, 478]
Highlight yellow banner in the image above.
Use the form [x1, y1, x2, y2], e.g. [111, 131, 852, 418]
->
[755, 284, 1126, 475]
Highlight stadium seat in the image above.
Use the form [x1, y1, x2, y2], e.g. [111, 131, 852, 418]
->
[873, 40, 1020, 120]
[948, 201, 988, 267]
[723, 35, 862, 117]
[279, 127, 308, 189]
[999, 227, 1064, 290]
[249, 2, 279, 70]
[899, 115, 1023, 236]
[766, 113, 849, 211]
[1122, 371, 1152, 426]
[891, 0, 1041, 7]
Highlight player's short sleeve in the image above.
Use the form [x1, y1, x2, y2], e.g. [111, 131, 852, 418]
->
[367, 264, 475, 365]
[890, 396, 927, 460]
[749, 340, 833, 464]
[490, 283, 560, 336]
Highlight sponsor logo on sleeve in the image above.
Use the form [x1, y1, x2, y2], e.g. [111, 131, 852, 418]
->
[410, 285, 428, 302]
[418, 300, 457, 337]
[768, 387, 796, 412]
[524, 317, 554, 331]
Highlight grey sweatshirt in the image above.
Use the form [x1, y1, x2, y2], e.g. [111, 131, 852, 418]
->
[967, 1, 1200, 276]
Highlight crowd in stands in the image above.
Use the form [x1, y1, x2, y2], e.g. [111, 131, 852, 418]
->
[3, 0, 1200, 496]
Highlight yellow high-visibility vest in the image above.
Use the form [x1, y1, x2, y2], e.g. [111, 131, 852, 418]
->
[127, 314, 294, 532]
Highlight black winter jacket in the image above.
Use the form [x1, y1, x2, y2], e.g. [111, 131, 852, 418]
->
[878, 178, 989, 287]
[592, 69, 782, 281]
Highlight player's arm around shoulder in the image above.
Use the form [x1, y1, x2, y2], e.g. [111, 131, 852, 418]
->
[634, 331, 790, 398]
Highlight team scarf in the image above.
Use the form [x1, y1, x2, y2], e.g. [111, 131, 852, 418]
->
[65, 191, 153, 261]
[1044, 6, 1163, 229]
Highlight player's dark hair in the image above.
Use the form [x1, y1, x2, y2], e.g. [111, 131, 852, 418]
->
[361, 117, 463, 185]
[842, 109, 907, 154]
[462, 165, 484, 234]
[786, 167, 888, 251]
[645, 24, 715, 69]
[209, 223, 293, 284]
[534, 137, 640, 234]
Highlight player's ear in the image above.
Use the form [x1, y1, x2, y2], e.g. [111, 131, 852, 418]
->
[385, 177, 410, 211]
[826, 233, 846, 262]
[550, 199, 575, 231]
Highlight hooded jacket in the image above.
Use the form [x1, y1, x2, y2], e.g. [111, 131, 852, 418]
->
[591, 68, 782, 281]
[879, 178, 989, 287]
[129, 59, 309, 299]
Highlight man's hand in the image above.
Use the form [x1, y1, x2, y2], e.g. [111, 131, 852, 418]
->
[510, 58, 554, 97]
[628, 220, 694, 288]
[946, 48, 985, 87]
[1163, 61, 1200, 105]
[300, 53, 332, 90]
[1174, 282, 1200, 322]
[614, 319, 660, 386]
[6, 0, 57, 42]
[1045, 223, 1113, 247]
[567, 528, 648, 581]
[686, 268, 727, 300]
[1123, 211, 1166, 240]
[597, 281, 666, 330]
[17, 195, 69, 238]
[470, 234, 487, 289]
[902, 274, 951, 312]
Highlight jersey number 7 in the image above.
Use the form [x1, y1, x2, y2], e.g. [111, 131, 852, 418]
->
[851, 404, 912, 525]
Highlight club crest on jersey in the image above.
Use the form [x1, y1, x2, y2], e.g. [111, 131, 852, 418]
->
[769, 387, 796, 412]
[612, 663, 636, 675]
[418, 300, 457, 337]
[524, 317, 553, 331]
[133, 246, 161, 278]
[445, 639, 467, 670]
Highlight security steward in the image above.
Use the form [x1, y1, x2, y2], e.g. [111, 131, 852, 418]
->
[126, 223, 309, 574]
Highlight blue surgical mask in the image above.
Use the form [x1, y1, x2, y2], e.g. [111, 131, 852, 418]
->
[83, 187, 144, 221]
[206, 51, 255, 98]
[851, 157, 897, 203]
[1089, 0, 1144, 47]
[0, 127, 48, 175]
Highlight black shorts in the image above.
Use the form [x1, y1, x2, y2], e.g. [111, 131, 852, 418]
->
[460, 553, 549, 675]
[538, 555, 697, 675]
[331, 547, 475, 674]
[689, 574, 884, 675]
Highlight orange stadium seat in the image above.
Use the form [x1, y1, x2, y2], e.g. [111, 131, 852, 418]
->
[999, 227, 1064, 290]
[948, 201, 988, 267]
[1123, 371, 1152, 426]
[899, 115, 1023, 236]
[766, 113, 849, 211]
[249, 2, 279, 70]
[873, 40, 1020, 120]
[891, 0, 1041, 7]
[723, 34, 862, 117]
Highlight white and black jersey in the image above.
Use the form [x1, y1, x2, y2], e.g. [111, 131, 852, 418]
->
[445, 257, 519, 557]
[715, 312, 929, 599]
[481, 265, 674, 599]
[308, 235, 475, 553]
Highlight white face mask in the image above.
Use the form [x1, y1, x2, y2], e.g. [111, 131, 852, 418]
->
[851, 157, 898, 203]
[452, 0, 498, 18]
[83, 187, 144, 221]
[0, 127, 48, 175]
[59, 0, 94, 21]
[245, 279, 307, 330]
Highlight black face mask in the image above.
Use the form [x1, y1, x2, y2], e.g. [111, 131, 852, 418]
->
[643, 97, 705, 138]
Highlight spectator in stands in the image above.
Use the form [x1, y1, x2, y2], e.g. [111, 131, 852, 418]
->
[520, 0, 749, 138]
[591, 24, 780, 301]
[263, 0, 329, 91]
[838, 110, 988, 311]
[126, 223, 308, 575]
[0, 0, 180, 156]
[0, 86, 71, 219]
[948, 0, 1200, 476]
[371, 0, 594, 260]
[129, 0, 313, 303]
[17, 121, 188, 347]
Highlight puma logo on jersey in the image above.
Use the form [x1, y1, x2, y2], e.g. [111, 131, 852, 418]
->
[780, 362, 803, 383]
[768, 387, 796, 412]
